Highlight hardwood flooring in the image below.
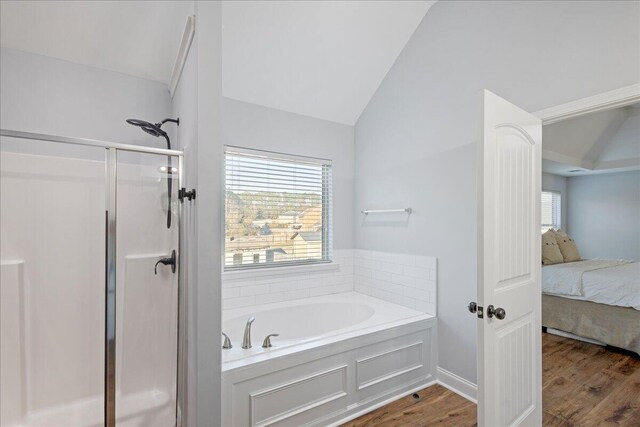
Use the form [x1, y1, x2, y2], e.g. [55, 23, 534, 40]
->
[341, 384, 476, 427]
[343, 332, 640, 427]
[542, 332, 640, 426]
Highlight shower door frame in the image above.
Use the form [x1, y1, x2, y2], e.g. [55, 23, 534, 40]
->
[0, 129, 185, 427]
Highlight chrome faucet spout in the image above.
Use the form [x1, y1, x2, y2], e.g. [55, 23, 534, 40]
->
[242, 316, 256, 349]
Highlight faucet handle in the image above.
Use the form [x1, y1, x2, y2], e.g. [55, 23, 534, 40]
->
[222, 332, 232, 349]
[262, 334, 279, 348]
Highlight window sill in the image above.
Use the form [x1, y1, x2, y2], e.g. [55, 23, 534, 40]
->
[222, 262, 339, 281]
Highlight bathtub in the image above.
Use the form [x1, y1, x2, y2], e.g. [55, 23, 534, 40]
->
[221, 292, 436, 427]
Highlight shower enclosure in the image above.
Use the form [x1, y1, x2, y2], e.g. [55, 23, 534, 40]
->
[0, 130, 185, 427]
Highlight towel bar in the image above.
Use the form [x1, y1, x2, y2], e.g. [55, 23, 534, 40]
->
[361, 208, 412, 215]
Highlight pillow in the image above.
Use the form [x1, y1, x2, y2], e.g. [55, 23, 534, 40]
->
[541, 230, 563, 265]
[553, 229, 581, 262]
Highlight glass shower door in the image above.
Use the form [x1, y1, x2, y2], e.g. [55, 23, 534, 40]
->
[114, 150, 181, 427]
[1, 132, 183, 427]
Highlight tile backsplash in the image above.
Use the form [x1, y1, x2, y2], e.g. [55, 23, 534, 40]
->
[221, 248, 437, 316]
[222, 249, 354, 309]
[354, 249, 437, 315]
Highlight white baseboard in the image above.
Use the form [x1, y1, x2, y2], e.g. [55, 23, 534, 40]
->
[436, 367, 477, 403]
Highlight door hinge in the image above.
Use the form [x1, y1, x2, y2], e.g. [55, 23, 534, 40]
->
[178, 188, 196, 202]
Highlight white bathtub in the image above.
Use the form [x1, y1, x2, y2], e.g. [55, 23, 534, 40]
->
[221, 292, 436, 427]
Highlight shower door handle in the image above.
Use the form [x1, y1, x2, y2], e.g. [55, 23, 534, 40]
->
[154, 250, 176, 275]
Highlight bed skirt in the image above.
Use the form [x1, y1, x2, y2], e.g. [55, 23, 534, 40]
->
[542, 294, 640, 355]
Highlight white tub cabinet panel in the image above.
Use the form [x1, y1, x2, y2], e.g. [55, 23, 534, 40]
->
[250, 365, 348, 427]
[222, 318, 436, 427]
[356, 341, 424, 391]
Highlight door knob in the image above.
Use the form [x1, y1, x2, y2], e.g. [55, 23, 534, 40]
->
[468, 302, 477, 313]
[487, 305, 506, 320]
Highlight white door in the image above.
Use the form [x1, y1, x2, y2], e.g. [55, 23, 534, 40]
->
[476, 90, 542, 427]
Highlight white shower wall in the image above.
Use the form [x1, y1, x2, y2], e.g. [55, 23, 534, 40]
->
[0, 149, 179, 427]
[0, 151, 105, 426]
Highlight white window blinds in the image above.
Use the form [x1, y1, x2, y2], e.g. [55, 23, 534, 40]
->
[541, 191, 561, 233]
[224, 147, 332, 270]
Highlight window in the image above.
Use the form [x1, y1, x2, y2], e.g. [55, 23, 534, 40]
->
[224, 147, 332, 270]
[541, 191, 561, 233]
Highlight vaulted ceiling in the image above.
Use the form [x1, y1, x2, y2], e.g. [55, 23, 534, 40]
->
[543, 103, 640, 176]
[0, 1, 192, 84]
[1, 1, 435, 126]
[222, 1, 435, 125]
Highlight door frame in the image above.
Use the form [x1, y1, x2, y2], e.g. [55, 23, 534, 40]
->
[535, 84, 640, 173]
[533, 83, 640, 125]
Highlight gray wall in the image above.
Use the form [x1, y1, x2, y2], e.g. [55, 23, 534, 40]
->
[168, 2, 224, 425]
[193, 2, 223, 425]
[542, 173, 568, 229]
[355, 0, 639, 385]
[222, 98, 355, 249]
[567, 171, 640, 261]
[169, 3, 199, 424]
[0, 48, 171, 146]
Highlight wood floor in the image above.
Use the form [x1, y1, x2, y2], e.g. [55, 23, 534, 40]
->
[343, 333, 640, 427]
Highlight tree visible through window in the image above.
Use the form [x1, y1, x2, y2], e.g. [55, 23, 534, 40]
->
[541, 191, 561, 233]
[224, 147, 332, 269]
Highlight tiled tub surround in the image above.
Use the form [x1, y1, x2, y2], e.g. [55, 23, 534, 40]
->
[222, 249, 354, 309]
[354, 250, 437, 315]
[222, 249, 437, 316]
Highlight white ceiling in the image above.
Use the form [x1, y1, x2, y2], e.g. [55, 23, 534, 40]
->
[1, 1, 434, 125]
[222, 1, 435, 125]
[0, 1, 192, 84]
[543, 103, 640, 176]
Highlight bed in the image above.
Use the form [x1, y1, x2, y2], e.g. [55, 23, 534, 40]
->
[541, 259, 640, 355]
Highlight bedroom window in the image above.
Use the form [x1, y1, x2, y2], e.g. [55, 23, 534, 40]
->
[224, 147, 332, 270]
[541, 190, 561, 233]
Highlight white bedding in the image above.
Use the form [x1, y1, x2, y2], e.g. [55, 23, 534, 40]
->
[542, 260, 640, 310]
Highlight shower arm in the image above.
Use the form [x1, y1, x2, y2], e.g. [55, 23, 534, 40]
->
[160, 118, 180, 127]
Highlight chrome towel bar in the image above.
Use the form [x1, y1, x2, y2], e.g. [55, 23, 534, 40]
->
[361, 208, 412, 215]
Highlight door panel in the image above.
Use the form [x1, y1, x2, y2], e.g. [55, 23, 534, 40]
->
[478, 90, 542, 427]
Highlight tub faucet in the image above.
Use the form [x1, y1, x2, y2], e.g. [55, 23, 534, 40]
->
[262, 334, 279, 348]
[242, 316, 256, 349]
[222, 332, 232, 349]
